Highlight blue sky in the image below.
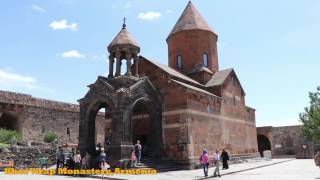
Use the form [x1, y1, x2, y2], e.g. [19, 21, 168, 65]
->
[0, 0, 319, 127]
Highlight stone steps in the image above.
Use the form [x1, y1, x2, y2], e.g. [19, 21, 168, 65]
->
[132, 158, 183, 172]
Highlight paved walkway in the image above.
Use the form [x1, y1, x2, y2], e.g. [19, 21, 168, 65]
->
[0, 159, 319, 180]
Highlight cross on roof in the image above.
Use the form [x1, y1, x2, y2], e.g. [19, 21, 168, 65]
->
[122, 17, 126, 29]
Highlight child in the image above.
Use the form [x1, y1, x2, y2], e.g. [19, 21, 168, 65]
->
[130, 149, 137, 167]
[100, 159, 110, 180]
[74, 151, 81, 170]
[38, 155, 48, 169]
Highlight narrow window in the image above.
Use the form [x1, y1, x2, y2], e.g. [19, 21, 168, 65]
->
[41, 126, 46, 133]
[66, 127, 70, 135]
[176, 55, 182, 69]
[233, 96, 237, 106]
[203, 53, 209, 67]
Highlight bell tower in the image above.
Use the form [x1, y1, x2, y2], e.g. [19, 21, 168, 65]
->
[107, 18, 140, 77]
[167, 1, 219, 76]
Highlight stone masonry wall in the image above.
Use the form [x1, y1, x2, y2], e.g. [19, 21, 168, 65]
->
[0, 90, 105, 145]
[271, 126, 313, 158]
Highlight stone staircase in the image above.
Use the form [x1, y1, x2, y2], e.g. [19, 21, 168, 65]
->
[133, 158, 183, 172]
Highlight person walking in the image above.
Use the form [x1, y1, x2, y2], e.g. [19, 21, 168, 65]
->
[199, 149, 209, 177]
[314, 149, 320, 168]
[100, 159, 110, 180]
[99, 151, 107, 169]
[130, 149, 137, 167]
[221, 149, 229, 170]
[38, 155, 48, 169]
[134, 140, 142, 165]
[81, 152, 90, 169]
[67, 148, 75, 169]
[56, 146, 65, 172]
[213, 149, 221, 177]
[74, 150, 81, 170]
[96, 143, 103, 155]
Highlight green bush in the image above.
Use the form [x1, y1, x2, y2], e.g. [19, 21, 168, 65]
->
[0, 128, 21, 144]
[43, 132, 58, 143]
[0, 143, 10, 148]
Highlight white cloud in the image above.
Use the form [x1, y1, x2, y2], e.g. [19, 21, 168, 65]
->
[49, 20, 78, 31]
[166, 10, 173, 13]
[31, 5, 46, 12]
[0, 69, 54, 93]
[61, 50, 85, 58]
[138, 11, 161, 21]
[92, 54, 107, 62]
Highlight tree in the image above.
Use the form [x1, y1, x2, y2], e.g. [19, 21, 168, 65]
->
[299, 86, 320, 143]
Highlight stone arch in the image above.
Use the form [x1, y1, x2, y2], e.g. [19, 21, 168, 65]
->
[128, 95, 163, 157]
[79, 89, 115, 159]
[79, 76, 163, 168]
[257, 134, 271, 157]
[87, 101, 111, 149]
[0, 112, 21, 132]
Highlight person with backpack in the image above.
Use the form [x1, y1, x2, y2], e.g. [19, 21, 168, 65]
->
[199, 149, 209, 177]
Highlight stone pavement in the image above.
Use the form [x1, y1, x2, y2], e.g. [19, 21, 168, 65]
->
[0, 159, 319, 180]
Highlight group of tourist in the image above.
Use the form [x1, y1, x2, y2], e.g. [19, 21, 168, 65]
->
[54, 140, 143, 171]
[55, 146, 91, 172]
[199, 148, 230, 177]
[130, 140, 142, 167]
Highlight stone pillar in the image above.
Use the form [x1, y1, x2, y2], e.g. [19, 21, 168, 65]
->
[79, 102, 91, 155]
[134, 56, 139, 77]
[125, 53, 132, 76]
[108, 55, 114, 78]
[107, 95, 134, 168]
[115, 51, 121, 77]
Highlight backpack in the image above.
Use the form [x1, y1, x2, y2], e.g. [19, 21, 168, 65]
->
[200, 154, 209, 164]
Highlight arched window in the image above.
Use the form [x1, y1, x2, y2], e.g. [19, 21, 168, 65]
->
[203, 53, 209, 67]
[176, 55, 182, 69]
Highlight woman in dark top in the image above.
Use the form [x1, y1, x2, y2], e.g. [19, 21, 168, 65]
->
[221, 149, 230, 169]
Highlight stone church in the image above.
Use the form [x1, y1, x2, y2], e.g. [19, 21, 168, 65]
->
[78, 1, 258, 168]
[0, 1, 259, 168]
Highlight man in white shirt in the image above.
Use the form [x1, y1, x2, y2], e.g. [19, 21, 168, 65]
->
[213, 149, 221, 177]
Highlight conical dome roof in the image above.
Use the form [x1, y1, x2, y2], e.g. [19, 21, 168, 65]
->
[107, 24, 140, 52]
[167, 1, 217, 39]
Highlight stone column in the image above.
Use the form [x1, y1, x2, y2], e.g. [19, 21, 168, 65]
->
[115, 51, 121, 77]
[108, 55, 114, 78]
[134, 56, 139, 77]
[79, 102, 91, 155]
[107, 94, 134, 168]
[125, 53, 132, 76]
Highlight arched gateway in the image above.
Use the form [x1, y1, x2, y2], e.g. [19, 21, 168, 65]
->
[78, 22, 163, 168]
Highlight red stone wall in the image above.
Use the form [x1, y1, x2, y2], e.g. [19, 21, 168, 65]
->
[186, 90, 258, 162]
[219, 73, 258, 155]
[138, 59, 258, 165]
[167, 30, 218, 75]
